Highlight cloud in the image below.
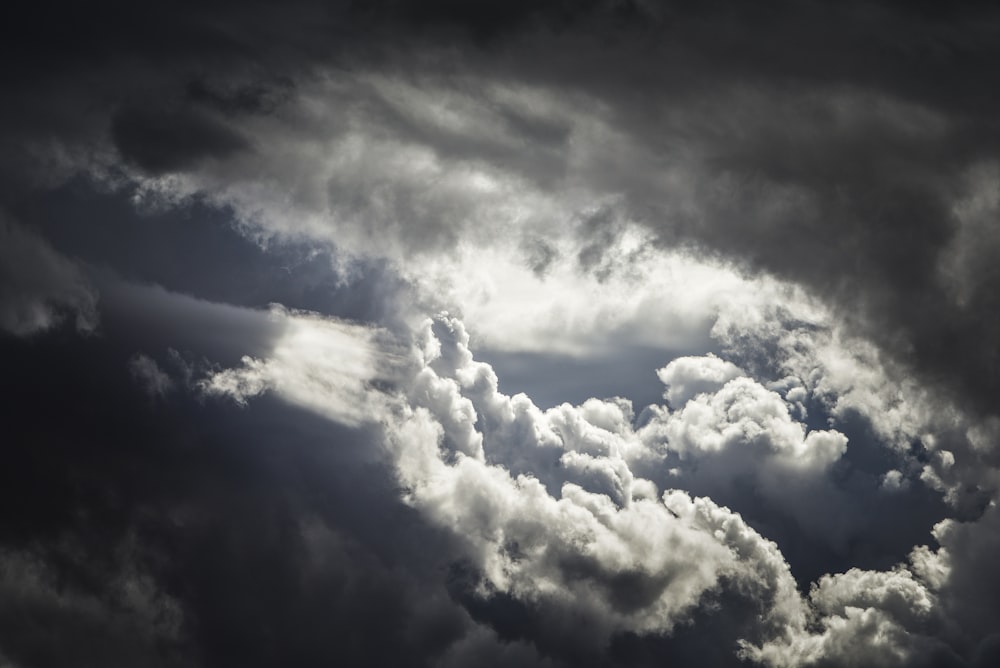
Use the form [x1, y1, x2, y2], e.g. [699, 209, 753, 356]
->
[713, 302, 1000, 517]
[129, 353, 174, 398]
[432, 625, 556, 668]
[0, 263, 994, 667]
[200, 312, 825, 661]
[5, 2, 1000, 666]
[27, 3, 991, 427]
[0, 309, 489, 668]
[0, 215, 97, 336]
[0, 542, 187, 668]
[657, 354, 745, 409]
[920, 501, 1000, 657]
[96, 278, 289, 365]
[13, 1, 998, 420]
[199, 305, 400, 427]
[111, 106, 251, 175]
[385, 404, 807, 659]
[192, 306, 1000, 665]
[745, 544, 975, 667]
[635, 365, 875, 566]
[651, 375, 847, 471]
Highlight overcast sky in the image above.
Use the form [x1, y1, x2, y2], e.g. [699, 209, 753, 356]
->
[3, 2, 1000, 667]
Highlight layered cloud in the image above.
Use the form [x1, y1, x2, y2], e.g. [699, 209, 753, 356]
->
[5, 2, 1000, 667]
[3, 4, 991, 418]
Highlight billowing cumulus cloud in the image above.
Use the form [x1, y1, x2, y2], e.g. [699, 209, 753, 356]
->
[204, 310, 812, 660]
[195, 309, 1000, 665]
[5, 2, 1000, 667]
[656, 354, 745, 409]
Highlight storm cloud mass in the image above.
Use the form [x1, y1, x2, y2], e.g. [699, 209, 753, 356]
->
[4, 2, 1000, 666]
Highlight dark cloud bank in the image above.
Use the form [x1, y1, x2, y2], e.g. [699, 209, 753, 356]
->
[4, 2, 1000, 667]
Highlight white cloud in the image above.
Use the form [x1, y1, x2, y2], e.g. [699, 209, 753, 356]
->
[200, 305, 399, 428]
[881, 469, 910, 492]
[6, 12, 1000, 667]
[712, 292, 1000, 512]
[657, 353, 745, 408]
[919, 501, 1000, 648]
[388, 399, 807, 644]
[745, 605, 919, 668]
[204, 312, 815, 653]
[199, 307, 1000, 664]
[94, 71, 835, 364]
[743, 553, 959, 667]
[644, 374, 847, 471]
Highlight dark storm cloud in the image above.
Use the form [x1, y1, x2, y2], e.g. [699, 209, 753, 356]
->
[4, 0, 991, 420]
[6, 2, 1000, 667]
[467, 4, 1000, 425]
[0, 215, 97, 336]
[0, 302, 484, 668]
[111, 107, 250, 175]
[0, 0, 595, 180]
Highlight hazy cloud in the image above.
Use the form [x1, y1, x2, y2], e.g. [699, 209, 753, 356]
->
[0, 216, 97, 336]
[129, 353, 174, 398]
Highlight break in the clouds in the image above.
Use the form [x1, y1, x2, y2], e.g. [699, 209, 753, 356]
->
[4, 2, 1000, 667]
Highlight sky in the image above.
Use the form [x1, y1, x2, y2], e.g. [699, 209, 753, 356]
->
[3, 2, 1000, 666]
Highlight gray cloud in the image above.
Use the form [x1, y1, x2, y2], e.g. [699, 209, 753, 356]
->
[194, 306, 1000, 665]
[129, 353, 174, 398]
[0, 543, 188, 668]
[111, 107, 251, 175]
[6, 3, 1000, 667]
[0, 215, 97, 336]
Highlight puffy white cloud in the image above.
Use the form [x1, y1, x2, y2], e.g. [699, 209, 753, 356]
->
[632, 368, 856, 552]
[657, 353, 745, 409]
[811, 567, 937, 628]
[712, 293, 1000, 513]
[198, 308, 1000, 665]
[388, 400, 806, 647]
[649, 375, 847, 471]
[919, 501, 1000, 651]
[740, 500, 1000, 666]
[744, 557, 958, 667]
[746, 605, 921, 668]
[881, 469, 910, 492]
[203, 310, 816, 655]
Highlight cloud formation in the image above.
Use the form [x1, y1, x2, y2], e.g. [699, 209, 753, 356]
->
[5, 2, 1000, 667]
[195, 309, 1000, 665]
[0, 215, 97, 336]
